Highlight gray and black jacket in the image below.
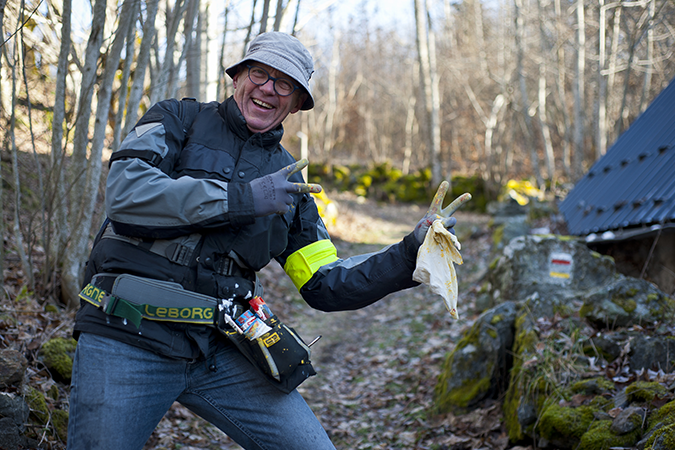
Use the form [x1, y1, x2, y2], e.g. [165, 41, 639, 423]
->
[74, 96, 420, 359]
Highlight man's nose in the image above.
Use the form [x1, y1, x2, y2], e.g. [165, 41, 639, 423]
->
[259, 79, 276, 95]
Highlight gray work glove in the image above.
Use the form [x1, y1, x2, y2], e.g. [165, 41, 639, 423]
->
[250, 159, 322, 217]
[413, 181, 471, 244]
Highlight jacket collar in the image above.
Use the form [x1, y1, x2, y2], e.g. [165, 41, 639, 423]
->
[220, 96, 284, 148]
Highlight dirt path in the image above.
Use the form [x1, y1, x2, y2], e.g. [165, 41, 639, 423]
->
[146, 192, 504, 450]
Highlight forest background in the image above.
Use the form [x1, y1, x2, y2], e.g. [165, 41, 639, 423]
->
[0, 0, 674, 313]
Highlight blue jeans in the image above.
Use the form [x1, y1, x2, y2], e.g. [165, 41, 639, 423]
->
[67, 333, 335, 450]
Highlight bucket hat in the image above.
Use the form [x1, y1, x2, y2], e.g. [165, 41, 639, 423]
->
[226, 32, 315, 110]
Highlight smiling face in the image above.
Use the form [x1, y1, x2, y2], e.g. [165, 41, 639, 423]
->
[232, 63, 307, 134]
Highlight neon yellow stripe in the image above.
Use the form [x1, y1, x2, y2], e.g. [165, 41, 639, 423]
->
[284, 240, 338, 290]
[549, 271, 571, 279]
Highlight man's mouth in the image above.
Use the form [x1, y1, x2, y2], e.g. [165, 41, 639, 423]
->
[252, 98, 274, 110]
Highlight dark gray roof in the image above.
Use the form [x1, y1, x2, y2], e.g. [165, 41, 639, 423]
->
[559, 77, 675, 240]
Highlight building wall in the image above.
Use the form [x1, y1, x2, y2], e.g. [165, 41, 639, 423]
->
[590, 231, 675, 296]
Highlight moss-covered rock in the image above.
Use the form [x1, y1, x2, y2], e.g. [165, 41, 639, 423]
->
[51, 409, 69, 443]
[626, 381, 668, 403]
[39, 337, 77, 383]
[580, 276, 675, 328]
[579, 418, 642, 450]
[644, 423, 675, 450]
[435, 302, 517, 412]
[571, 377, 615, 396]
[25, 387, 49, 425]
[537, 404, 596, 449]
[503, 311, 540, 442]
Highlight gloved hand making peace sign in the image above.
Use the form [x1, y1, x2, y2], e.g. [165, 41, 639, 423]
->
[250, 159, 322, 217]
[413, 181, 472, 244]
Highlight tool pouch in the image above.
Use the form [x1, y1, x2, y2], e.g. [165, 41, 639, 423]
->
[221, 315, 316, 394]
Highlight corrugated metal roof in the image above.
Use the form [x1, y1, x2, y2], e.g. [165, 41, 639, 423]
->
[559, 77, 675, 238]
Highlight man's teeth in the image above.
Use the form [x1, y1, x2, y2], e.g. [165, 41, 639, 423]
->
[252, 99, 273, 109]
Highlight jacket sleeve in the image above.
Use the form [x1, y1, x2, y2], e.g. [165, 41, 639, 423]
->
[277, 193, 421, 312]
[106, 99, 255, 239]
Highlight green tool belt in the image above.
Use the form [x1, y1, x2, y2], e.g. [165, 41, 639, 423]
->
[79, 273, 317, 393]
[80, 273, 223, 328]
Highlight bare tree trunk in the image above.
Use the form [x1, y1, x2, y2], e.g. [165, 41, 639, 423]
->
[323, 33, 339, 157]
[486, 94, 506, 188]
[639, 0, 654, 113]
[62, 0, 107, 306]
[124, 0, 160, 136]
[8, 9, 32, 289]
[536, 0, 554, 182]
[427, 4, 443, 187]
[63, 0, 137, 307]
[596, 0, 608, 158]
[273, 0, 285, 31]
[112, 0, 141, 152]
[184, 0, 201, 98]
[50, 0, 72, 278]
[0, 0, 7, 276]
[216, 3, 230, 100]
[151, 0, 188, 103]
[554, 0, 571, 177]
[572, 0, 585, 180]
[414, 0, 442, 188]
[291, 0, 301, 35]
[515, 0, 543, 187]
[260, 0, 271, 33]
[243, 0, 259, 57]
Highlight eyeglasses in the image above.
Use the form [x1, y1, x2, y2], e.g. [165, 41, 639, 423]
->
[245, 65, 300, 97]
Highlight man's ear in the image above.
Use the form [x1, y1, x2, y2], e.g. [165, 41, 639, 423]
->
[290, 93, 308, 114]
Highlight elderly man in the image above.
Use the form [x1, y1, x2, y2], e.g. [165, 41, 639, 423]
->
[67, 32, 458, 450]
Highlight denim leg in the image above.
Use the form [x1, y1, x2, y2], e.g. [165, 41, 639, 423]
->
[67, 333, 186, 450]
[178, 343, 336, 450]
[67, 333, 335, 450]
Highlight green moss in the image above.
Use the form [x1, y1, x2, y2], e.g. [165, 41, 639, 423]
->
[626, 381, 668, 403]
[503, 312, 541, 441]
[490, 314, 502, 325]
[26, 387, 49, 425]
[644, 422, 675, 450]
[486, 328, 498, 339]
[579, 303, 594, 318]
[648, 399, 675, 430]
[492, 224, 505, 247]
[40, 337, 77, 381]
[443, 376, 492, 409]
[612, 297, 637, 313]
[571, 377, 615, 395]
[537, 404, 596, 445]
[51, 409, 69, 442]
[579, 420, 642, 450]
[488, 256, 500, 271]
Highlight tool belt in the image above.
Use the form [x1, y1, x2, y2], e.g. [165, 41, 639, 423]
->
[79, 273, 316, 393]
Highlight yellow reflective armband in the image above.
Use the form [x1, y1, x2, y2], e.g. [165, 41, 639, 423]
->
[284, 240, 338, 291]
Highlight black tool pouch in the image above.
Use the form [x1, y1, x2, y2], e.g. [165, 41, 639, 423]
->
[221, 315, 316, 394]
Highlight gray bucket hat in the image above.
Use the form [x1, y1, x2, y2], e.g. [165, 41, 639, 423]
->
[226, 32, 315, 111]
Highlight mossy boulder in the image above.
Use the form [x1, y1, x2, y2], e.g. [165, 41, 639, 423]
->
[579, 276, 675, 328]
[537, 404, 597, 449]
[435, 302, 517, 412]
[571, 377, 615, 396]
[579, 418, 643, 450]
[503, 311, 541, 442]
[487, 235, 617, 317]
[25, 387, 49, 425]
[626, 381, 669, 404]
[38, 337, 77, 383]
